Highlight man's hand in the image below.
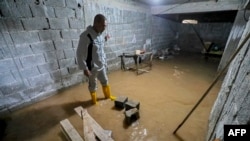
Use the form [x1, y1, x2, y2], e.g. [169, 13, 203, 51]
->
[84, 70, 91, 77]
[105, 34, 110, 42]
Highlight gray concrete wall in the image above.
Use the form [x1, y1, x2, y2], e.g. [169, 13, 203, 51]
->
[178, 22, 233, 53]
[218, 10, 250, 71]
[151, 16, 177, 51]
[2, 0, 228, 115]
[0, 0, 85, 114]
[0, 0, 213, 116]
[206, 17, 250, 141]
[1, 0, 171, 114]
[81, 0, 152, 70]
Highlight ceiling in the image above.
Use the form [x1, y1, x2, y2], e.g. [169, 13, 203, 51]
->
[157, 10, 238, 23]
[136, 0, 238, 23]
[137, 0, 212, 6]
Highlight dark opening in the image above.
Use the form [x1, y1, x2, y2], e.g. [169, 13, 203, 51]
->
[157, 10, 238, 23]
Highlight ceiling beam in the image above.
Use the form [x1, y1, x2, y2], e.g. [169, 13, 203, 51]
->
[151, 1, 243, 15]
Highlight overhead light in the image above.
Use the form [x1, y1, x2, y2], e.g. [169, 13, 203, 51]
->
[182, 19, 198, 24]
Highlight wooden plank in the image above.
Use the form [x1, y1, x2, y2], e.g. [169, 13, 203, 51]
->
[60, 119, 84, 141]
[82, 113, 96, 141]
[83, 119, 96, 141]
[74, 106, 114, 141]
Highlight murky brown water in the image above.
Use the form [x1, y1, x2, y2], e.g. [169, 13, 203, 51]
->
[2, 52, 223, 141]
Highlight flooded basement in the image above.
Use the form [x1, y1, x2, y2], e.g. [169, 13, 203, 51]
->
[1, 52, 223, 141]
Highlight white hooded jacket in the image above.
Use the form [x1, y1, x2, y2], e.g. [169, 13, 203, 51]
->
[76, 26, 106, 71]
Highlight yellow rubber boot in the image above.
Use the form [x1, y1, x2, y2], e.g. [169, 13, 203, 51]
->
[90, 92, 98, 104]
[102, 85, 116, 101]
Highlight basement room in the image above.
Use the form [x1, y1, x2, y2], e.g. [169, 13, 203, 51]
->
[0, 0, 250, 141]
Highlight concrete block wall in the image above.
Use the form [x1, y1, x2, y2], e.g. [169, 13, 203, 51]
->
[0, 0, 178, 114]
[206, 17, 250, 141]
[218, 10, 250, 72]
[0, 0, 85, 114]
[82, 0, 152, 70]
[178, 22, 233, 52]
[83, 0, 176, 69]
[150, 16, 232, 54]
[1, 0, 180, 114]
[151, 16, 178, 51]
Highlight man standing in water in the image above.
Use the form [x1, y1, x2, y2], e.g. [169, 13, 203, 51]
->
[76, 14, 116, 104]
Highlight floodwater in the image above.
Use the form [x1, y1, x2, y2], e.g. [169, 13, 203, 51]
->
[1, 52, 223, 141]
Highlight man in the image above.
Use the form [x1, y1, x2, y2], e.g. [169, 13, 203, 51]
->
[76, 14, 116, 104]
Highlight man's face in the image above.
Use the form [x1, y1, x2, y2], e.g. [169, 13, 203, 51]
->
[98, 20, 107, 33]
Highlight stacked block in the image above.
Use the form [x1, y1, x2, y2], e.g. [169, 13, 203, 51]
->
[125, 100, 140, 111]
[114, 96, 140, 125]
[114, 96, 128, 109]
[124, 108, 140, 125]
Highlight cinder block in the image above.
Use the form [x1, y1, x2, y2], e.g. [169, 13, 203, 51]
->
[50, 70, 61, 80]
[0, 81, 27, 95]
[56, 50, 65, 60]
[20, 66, 40, 78]
[28, 73, 53, 87]
[60, 68, 69, 76]
[75, 9, 83, 18]
[0, 59, 16, 73]
[16, 3, 32, 18]
[4, 93, 25, 110]
[30, 5, 55, 18]
[49, 18, 69, 29]
[1, 2, 32, 18]
[114, 96, 128, 109]
[37, 61, 59, 74]
[58, 58, 75, 68]
[44, 51, 57, 61]
[0, 71, 16, 85]
[38, 30, 61, 41]
[54, 7, 75, 18]
[3, 18, 24, 32]
[0, 32, 14, 45]
[65, 0, 78, 9]
[10, 31, 40, 45]
[54, 39, 72, 50]
[69, 19, 84, 29]
[13, 45, 33, 57]
[68, 65, 79, 74]
[20, 54, 46, 68]
[22, 18, 49, 30]
[124, 108, 140, 125]
[61, 74, 78, 87]
[61, 29, 80, 39]
[31, 41, 55, 53]
[125, 99, 140, 111]
[0, 46, 12, 59]
[44, 0, 65, 7]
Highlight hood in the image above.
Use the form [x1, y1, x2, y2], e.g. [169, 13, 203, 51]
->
[86, 25, 99, 36]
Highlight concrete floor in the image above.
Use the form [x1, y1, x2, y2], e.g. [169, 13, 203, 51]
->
[1, 52, 223, 141]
